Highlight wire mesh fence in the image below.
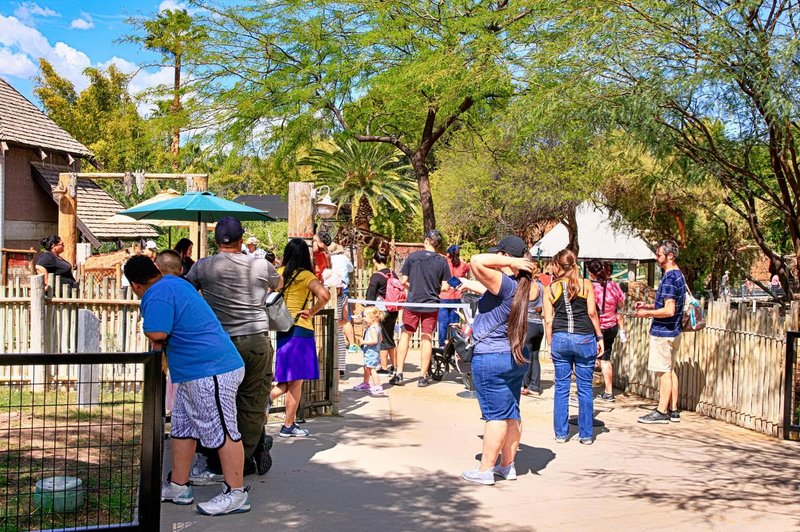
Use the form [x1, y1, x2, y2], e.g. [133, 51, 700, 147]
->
[785, 332, 800, 441]
[0, 353, 161, 532]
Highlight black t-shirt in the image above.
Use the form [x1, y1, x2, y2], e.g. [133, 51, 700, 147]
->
[400, 250, 449, 312]
[366, 268, 392, 301]
[36, 251, 78, 288]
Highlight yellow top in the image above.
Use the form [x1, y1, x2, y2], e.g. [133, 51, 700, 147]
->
[279, 267, 317, 330]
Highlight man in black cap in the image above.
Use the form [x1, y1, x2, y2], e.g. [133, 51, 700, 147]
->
[186, 217, 282, 480]
[390, 229, 450, 388]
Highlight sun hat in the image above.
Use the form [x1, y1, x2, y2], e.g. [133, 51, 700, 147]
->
[245, 236, 259, 246]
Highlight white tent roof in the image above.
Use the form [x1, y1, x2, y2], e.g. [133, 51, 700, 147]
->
[531, 203, 656, 261]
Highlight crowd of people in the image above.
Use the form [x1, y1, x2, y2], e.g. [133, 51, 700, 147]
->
[35, 224, 691, 510]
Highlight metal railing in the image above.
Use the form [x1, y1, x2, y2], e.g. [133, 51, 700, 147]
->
[784, 332, 800, 441]
[0, 352, 162, 532]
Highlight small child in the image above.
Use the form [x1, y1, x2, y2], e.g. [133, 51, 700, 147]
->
[352, 307, 384, 396]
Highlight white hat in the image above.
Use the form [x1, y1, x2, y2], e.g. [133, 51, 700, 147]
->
[245, 236, 259, 246]
[145, 240, 157, 250]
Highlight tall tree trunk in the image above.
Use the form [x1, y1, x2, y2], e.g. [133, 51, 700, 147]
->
[563, 204, 579, 257]
[171, 53, 182, 171]
[411, 155, 436, 233]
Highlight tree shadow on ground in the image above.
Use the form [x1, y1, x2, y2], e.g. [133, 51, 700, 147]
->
[574, 402, 800, 521]
[162, 408, 537, 532]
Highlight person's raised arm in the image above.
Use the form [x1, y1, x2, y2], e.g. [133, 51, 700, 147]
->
[470, 253, 533, 295]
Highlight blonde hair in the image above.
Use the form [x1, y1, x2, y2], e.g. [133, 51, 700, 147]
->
[363, 306, 385, 324]
[552, 249, 582, 300]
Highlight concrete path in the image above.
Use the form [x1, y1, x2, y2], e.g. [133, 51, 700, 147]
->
[161, 355, 800, 531]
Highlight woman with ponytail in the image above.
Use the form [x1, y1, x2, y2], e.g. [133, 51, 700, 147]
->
[543, 249, 604, 445]
[588, 260, 625, 402]
[460, 235, 533, 486]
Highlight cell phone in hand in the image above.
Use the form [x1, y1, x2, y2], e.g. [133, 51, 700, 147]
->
[447, 276, 462, 289]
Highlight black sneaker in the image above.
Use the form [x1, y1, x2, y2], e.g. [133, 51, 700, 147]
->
[388, 373, 404, 385]
[417, 376, 430, 388]
[638, 409, 670, 424]
[376, 367, 392, 375]
[252, 432, 273, 475]
[669, 410, 681, 423]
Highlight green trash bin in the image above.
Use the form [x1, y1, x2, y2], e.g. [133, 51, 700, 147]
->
[34, 476, 85, 513]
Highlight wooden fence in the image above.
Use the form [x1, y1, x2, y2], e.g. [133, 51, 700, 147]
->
[613, 299, 799, 438]
[0, 274, 146, 385]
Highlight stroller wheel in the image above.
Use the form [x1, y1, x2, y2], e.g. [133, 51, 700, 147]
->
[431, 353, 445, 381]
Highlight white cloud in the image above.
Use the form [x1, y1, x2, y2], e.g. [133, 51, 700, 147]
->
[0, 14, 91, 91]
[158, 0, 188, 13]
[69, 13, 94, 30]
[0, 48, 37, 77]
[13, 3, 59, 25]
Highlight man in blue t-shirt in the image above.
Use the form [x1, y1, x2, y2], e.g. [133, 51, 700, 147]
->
[124, 256, 250, 517]
[634, 239, 687, 425]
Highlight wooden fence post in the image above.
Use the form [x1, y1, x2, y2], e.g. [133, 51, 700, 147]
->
[77, 310, 101, 408]
[29, 274, 45, 391]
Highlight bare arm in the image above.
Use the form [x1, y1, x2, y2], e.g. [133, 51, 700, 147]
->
[635, 299, 676, 319]
[297, 279, 331, 321]
[470, 253, 533, 295]
[358, 326, 380, 346]
[584, 281, 604, 357]
[543, 289, 554, 348]
[145, 331, 168, 351]
[458, 278, 486, 295]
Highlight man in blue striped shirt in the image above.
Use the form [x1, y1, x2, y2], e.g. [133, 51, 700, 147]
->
[634, 239, 687, 424]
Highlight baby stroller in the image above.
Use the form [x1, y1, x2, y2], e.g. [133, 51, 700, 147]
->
[431, 323, 473, 389]
[431, 293, 480, 390]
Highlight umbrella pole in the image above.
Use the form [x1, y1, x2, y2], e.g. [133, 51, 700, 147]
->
[168, 227, 172, 249]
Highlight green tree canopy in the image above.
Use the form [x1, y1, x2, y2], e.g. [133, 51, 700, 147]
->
[191, 0, 546, 231]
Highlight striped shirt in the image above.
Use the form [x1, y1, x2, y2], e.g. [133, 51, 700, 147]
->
[651, 269, 686, 338]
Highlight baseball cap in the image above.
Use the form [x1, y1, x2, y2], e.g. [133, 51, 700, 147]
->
[215, 217, 244, 244]
[145, 240, 157, 250]
[245, 236, 259, 246]
[487, 235, 527, 258]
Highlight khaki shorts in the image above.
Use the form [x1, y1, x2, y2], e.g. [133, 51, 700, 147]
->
[647, 335, 681, 372]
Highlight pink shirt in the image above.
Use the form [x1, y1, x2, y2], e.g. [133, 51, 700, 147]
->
[440, 259, 471, 299]
[592, 280, 625, 330]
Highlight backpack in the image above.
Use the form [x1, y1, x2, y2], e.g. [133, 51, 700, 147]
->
[379, 271, 406, 312]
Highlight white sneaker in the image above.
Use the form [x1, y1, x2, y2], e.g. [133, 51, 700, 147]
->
[161, 477, 193, 505]
[189, 454, 223, 485]
[492, 463, 517, 480]
[196, 484, 251, 516]
[369, 385, 384, 395]
[461, 467, 495, 485]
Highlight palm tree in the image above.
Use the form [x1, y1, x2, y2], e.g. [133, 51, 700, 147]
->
[300, 139, 419, 230]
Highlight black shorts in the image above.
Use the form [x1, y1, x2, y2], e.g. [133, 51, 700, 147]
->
[380, 311, 399, 349]
[600, 326, 618, 361]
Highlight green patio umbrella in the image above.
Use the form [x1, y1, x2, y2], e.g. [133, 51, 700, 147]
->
[118, 191, 274, 254]
[118, 191, 275, 223]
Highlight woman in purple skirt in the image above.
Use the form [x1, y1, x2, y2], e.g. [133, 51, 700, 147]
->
[270, 238, 330, 437]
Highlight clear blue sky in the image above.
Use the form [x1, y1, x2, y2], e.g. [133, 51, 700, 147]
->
[0, 1, 204, 110]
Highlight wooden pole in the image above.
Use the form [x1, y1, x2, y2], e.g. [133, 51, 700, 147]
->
[288, 182, 314, 240]
[58, 173, 78, 268]
[192, 176, 209, 260]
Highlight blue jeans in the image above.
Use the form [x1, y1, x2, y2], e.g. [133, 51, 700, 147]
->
[551, 332, 597, 439]
[437, 299, 461, 346]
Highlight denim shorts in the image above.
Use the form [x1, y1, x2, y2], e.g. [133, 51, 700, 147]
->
[472, 351, 527, 421]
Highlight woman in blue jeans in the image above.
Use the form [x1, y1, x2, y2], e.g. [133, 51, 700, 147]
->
[459, 235, 533, 485]
[543, 249, 604, 445]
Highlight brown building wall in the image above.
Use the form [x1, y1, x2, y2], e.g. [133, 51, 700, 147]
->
[3, 145, 72, 250]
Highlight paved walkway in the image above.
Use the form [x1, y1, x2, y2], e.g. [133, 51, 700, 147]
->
[162, 353, 800, 531]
